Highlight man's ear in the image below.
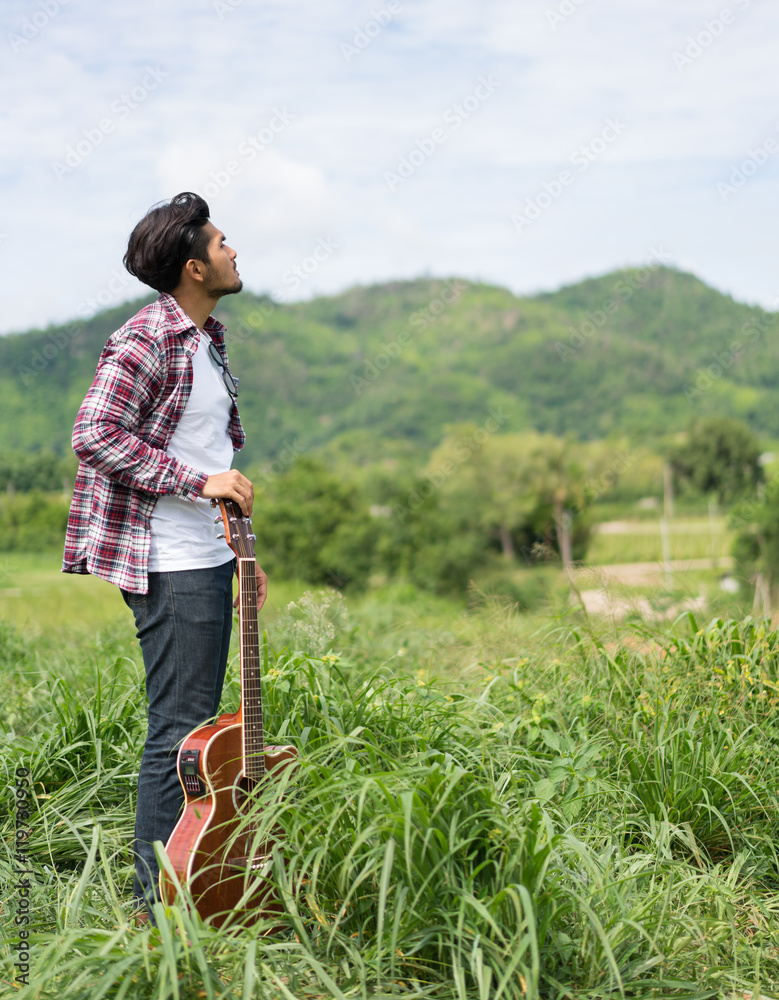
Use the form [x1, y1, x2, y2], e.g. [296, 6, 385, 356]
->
[181, 257, 206, 284]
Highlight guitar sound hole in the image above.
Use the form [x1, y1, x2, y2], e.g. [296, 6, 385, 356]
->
[231, 773, 259, 815]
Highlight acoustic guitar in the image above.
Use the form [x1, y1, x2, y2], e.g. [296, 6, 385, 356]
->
[160, 498, 296, 927]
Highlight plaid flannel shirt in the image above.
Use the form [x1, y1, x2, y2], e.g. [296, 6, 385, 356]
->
[62, 292, 245, 594]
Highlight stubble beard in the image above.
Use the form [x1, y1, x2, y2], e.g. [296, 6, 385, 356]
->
[213, 278, 243, 298]
[204, 264, 243, 299]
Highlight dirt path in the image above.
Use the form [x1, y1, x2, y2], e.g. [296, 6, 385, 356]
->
[571, 557, 735, 619]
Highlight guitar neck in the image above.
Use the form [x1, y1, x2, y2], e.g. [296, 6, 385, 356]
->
[238, 555, 265, 784]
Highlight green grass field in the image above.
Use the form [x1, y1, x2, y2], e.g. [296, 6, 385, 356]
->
[2, 552, 779, 998]
[586, 517, 732, 566]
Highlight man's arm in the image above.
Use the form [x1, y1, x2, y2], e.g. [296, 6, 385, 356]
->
[73, 336, 209, 496]
[74, 333, 255, 516]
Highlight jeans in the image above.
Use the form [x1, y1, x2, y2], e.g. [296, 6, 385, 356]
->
[121, 560, 235, 912]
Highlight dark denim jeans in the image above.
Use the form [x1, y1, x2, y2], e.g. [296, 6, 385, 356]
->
[121, 560, 235, 913]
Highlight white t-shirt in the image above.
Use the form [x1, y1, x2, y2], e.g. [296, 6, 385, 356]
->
[148, 329, 236, 572]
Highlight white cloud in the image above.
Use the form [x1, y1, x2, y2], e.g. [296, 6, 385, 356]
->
[1, 0, 779, 333]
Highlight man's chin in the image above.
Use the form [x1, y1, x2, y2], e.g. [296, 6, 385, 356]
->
[213, 279, 243, 297]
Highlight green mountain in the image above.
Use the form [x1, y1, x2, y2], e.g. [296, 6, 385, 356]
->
[3, 267, 777, 467]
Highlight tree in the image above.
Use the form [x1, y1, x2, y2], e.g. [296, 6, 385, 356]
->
[0, 450, 76, 493]
[424, 428, 605, 571]
[376, 475, 490, 594]
[527, 436, 588, 572]
[253, 457, 378, 589]
[425, 428, 542, 560]
[670, 417, 763, 505]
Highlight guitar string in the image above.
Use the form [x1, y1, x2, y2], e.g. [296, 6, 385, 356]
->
[239, 553, 265, 782]
[224, 507, 266, 786]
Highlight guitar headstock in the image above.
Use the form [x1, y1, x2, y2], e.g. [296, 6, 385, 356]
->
[214, 498, 256, 559]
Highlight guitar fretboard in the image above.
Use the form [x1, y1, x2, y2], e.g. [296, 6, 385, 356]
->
[238, 556, 265, 784]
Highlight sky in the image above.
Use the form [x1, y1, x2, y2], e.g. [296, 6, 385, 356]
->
[2, 0, 779, 334]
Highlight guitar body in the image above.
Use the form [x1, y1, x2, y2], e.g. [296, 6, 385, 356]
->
[161, 714, 296, 926]
[159, 499, 296, 928]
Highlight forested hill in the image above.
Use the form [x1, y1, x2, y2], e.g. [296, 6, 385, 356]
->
[3, 266, 777, 467]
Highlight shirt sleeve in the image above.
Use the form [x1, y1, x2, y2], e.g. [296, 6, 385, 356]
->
[72, 335, 208, 500]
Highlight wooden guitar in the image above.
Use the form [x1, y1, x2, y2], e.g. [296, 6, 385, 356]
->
[160, 498, 296, 927]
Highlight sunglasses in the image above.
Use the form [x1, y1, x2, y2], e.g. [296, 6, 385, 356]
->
[208, 341, 239, 399]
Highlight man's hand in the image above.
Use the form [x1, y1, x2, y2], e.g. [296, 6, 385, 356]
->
[233, 561, 268, 610]
[200, 470, 254, 515]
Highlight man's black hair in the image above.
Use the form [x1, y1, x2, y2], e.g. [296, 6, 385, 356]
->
[124, 192, 212, 293]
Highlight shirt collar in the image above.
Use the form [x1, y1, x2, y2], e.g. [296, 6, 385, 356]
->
[156, 292, 227, 340]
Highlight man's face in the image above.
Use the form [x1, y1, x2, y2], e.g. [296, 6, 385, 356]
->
[196, 221, 243, 297]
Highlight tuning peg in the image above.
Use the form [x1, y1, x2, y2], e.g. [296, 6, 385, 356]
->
[213, 515, 223, 523]
[216, 533, 226, 539]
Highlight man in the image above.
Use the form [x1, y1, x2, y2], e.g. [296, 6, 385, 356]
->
[62, 191, 266, 921]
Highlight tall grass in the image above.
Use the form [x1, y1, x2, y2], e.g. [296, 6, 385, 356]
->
[3, 591, 779, 997]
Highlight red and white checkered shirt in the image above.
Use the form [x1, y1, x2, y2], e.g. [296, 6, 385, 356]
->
[62, 293, 245, 594]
